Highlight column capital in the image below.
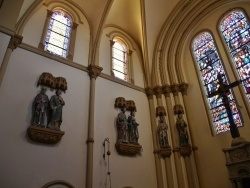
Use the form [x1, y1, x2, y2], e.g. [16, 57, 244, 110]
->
[8, 34, 23, 50]
[110, 40, 115, 46]
[46, 9, 53, 17]
[145, 87, 154, 99]
[88, 64, 103, 79]
[156, 106, 166, 117]
[153, 85, 162, 99]
[179, 82, 189, 96]
[162, 84, 171, 97]
[171, 83, 179, 96]
[72, 22, 79, 30]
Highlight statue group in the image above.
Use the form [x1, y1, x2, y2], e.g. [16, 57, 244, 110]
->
[32, 87, 65, 131]
[116, 108, 139, 144]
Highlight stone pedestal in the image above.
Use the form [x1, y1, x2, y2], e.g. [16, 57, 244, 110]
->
[223, 142, 250, 188]
[27, 125, 65, 144]
[115, 141, 142, 156]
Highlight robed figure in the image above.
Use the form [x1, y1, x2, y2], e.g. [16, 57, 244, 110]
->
[48, 90, 65, 130]
[116, 108, 128, 143]
[127, 111, 139, 144]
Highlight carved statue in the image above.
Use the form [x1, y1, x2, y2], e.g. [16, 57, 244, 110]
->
[48, 90, 65, 130]
[157, 116, 169, 148]
[176, 114, 189, 147]
[32, 87, 49, 127]
[127, 111, 139, 144]
[116, 108, 128, 143]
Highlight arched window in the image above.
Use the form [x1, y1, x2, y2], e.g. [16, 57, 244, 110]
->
[220, 10, 250, 102]
[112, 37, 129, 81]
[192, 32, 242, 135]
[44, 10, 72, 58]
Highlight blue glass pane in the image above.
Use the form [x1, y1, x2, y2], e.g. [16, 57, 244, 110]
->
[193, 32, 242, 134]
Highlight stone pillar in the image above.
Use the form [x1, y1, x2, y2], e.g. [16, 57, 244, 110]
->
[67, 22, 78, 60]
[38, 10, 53, 50]
[145, 87, 164, 188]
[0, 34, 23, 87]
[179, 82, 205, 188]
[162, 84, 185, 188]
[153, 86, 163, 106]
[156, 105, 174, 188]
[86, 64, 103, 188]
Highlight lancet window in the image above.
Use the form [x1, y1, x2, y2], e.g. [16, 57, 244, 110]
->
[192, 32, 243, 134]
[44, 10, 72, 58]
[220, 10, 250, 102]
[112, 37, 128, 81]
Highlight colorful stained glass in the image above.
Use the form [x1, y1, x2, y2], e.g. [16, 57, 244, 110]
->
[112, 37, 128, 81]
[192, 32, 243, 134]
[44, 11, 71, 57]
[220, 10, 250, 102]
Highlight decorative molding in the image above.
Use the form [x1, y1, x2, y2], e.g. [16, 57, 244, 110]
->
[156, 106, 166, 117]
[179, 145, 192, 157]
[86, 138, 94, 144]
[179, 82, 188, 96]
[162, 84, 171, 97]
[145, 87, 154, 99]
[87, 64, 103, 79]
[115, 141, 142, 156]
[159, 147, 172, 158]
[37, 72, 68, 92]
[171, 83, 179, 96]
[27, 125, 65, 144]
[8, 34, 23, 50]
[174, 104, 184, 115]
[153, 85, 162, 98]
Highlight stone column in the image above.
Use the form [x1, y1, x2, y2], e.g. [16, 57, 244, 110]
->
[67, 22, 78, 60]
[162, 84, 185, 188]
[86, 64, 103, 188]
[38, 10, 53, 50]
[156, 105, 174, 188]
[145, 87, 164, 188]
[179, 82, 205, 188]
[153, 86, 163, 106]
[0, 34, 23, 87]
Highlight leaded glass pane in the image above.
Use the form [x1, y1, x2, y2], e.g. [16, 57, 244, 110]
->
[44, 11, 71, 57]
[112, 37, 128, 81]
[192, 32, 242, 134]
[220, 10, 250, 102]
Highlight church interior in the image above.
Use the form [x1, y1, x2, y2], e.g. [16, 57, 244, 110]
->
[1, 0, 250, 188]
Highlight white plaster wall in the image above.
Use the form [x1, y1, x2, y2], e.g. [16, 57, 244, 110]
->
[0, 48, 90, 188]
[181, 3, 250, 188]
[0, 33, 10, 67]
[93, 78, 157, 188]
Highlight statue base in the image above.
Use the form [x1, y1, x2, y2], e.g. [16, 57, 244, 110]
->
[159, 147, 172, 158]
[115, 141, 142, 156]
[27, 125, 65, 144]
[179, 145, 192, 157]
[223, 142, 250, 187]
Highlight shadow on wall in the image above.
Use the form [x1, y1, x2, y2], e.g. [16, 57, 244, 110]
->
[41, 180, 74, 188]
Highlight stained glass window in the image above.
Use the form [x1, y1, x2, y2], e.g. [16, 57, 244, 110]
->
[112, 37, 128, 81]
[220, 10, 250, 102]
[44, 10, 72, 57]
[192, 32, 242, 134]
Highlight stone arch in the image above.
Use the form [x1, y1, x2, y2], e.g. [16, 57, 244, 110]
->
[41, 180, 74, 188]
